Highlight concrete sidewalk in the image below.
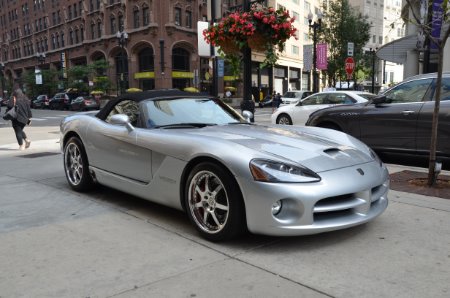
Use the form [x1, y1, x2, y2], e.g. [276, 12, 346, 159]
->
[1, 126, 449, 297]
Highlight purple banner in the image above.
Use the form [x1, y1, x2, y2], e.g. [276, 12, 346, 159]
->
[431, 0, 443, 49]
[316, 43, 328, 70]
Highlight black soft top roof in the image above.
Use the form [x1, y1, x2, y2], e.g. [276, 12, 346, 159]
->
[97, 89, 210, 120]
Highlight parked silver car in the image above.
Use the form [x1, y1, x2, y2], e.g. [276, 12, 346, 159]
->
[60, 90, 389, 241]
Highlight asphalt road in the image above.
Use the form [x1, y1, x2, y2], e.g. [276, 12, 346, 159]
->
[0, 108, 450, 297]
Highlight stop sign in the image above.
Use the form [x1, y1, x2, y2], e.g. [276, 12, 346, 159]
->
[345, 57, 355, 75]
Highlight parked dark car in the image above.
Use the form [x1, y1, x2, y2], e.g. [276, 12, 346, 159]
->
[49, 92, 79, 110]
[31, 94, 50, 109]
[258, 95, 273, 108]
[306, 72, 450, 162]
[69, 95, 101, 111]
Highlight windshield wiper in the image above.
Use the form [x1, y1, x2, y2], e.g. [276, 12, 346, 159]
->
[154, 123, 217, 129]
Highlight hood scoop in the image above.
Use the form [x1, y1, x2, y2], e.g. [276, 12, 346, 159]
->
[324, 148, 344, 157]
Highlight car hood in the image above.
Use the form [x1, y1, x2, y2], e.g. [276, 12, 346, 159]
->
[189, 124, 372, 173]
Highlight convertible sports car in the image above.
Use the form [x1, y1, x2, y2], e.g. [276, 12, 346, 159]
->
[60, 89, 389, 241]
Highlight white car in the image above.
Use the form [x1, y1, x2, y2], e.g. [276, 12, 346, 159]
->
[272, 91, 376, 125]
[280, 90, 313, 105]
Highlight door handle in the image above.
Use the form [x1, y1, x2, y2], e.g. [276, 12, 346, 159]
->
[402, 110, 415, 115]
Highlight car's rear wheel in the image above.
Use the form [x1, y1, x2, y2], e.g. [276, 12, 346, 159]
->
[185, 162, 245, 241]
[276, 114, 293, 125]
[64, 137, 95, 192]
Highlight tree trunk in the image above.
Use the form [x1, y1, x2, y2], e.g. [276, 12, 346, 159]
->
[427, 46, 444, 186]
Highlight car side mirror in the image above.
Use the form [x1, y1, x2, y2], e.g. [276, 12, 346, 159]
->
[242, 110, 254, 123]
[372, 95, 387, 105]
[110, 114, 134, 132]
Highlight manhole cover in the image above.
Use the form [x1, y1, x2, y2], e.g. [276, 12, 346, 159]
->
[19, 152, 61, 158]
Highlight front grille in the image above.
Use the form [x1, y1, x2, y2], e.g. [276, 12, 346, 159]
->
[313, 182, 387, 222]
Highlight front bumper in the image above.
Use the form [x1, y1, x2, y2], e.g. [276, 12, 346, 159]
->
[239, 161, 389, 236]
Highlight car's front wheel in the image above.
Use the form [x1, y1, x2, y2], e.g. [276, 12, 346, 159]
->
[64, 137, 95, 192]
[185, 162, 245, 241]
[276, 113, 293, 125]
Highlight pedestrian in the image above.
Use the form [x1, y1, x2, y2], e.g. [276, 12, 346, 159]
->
[5, 87, 32, 150]
[272, 91, 281, 113]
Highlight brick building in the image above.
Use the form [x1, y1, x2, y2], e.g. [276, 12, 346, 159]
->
[0, 0, 207, 95]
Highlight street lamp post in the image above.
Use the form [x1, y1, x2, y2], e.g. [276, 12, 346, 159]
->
[308, 10, 322, 94]
[116, 28, 128, 95]
[36, 52, 46, 65]
[370, 48, 377, 94]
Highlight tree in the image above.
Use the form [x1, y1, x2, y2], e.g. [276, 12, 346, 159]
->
[405, 0, 450, 186]
[319, 0, 371, 88]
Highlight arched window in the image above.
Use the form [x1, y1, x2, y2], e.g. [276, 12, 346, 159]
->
[75, 28, 79, 43]
[69, 29, 74, 45]
[138, 48, 154, 71]
[91, 22, 95, 39]
[142, 4, 149, 26]
[61, 31, 65, 47]
[97, 20, 102, 38]
[133, 7, 140, 28]
[172, 48, 190, 71]
[110, 15, 116, 34]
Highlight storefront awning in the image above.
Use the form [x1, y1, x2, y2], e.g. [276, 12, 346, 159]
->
[376, 34, 418, 64]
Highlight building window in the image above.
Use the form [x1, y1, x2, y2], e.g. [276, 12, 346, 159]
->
[74, 3, 77, 17]
[91, 23, 95, 39]
[133, 8, 140, 28]
[90, 0, 94, 11]
[143, 6, 149, 25]
[68, 5, 72, 19]
[97, 21, 102, 38]
[185, 10, 192, 28]
[293, 11, 299, 21]
[75, 28, 79, 43]
[118, 14, 124, 31]
[174, 7, 181, 26]
[69, 30, 74, 45]
[138, 48, 154, 71]
[292, 45, 299, 55]
[61, 32, 65, 47]
[110, 16, 116, 34]
[80, 27, 84, 41]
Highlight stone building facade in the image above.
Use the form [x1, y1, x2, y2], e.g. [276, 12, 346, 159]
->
[0, 0, 208, 95]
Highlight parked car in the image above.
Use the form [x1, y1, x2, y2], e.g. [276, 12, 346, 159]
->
[272, 91, 375, 125]
[49, 92, 79, 110]
[60, 89, 388, 241]
[258, 95, 273, 107]
[69, 95, 101, 111]
[0, 96, 9, 106]
[306, 72, 450, 162]
[31, 95, 50, 109]
[280, 90, 313, 105]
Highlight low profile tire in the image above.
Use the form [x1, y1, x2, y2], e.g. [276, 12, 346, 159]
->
[276, 113, 293, 125]
[185, 162, 246, 241]
[63, 137, 95, 192]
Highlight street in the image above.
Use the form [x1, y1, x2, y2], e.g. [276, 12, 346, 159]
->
[0, 108, 449, 297]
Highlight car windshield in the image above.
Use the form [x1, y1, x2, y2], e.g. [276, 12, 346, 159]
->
[143, 97, 246, 128]
[357, 93, 376, 100]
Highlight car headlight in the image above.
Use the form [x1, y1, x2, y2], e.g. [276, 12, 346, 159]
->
[369, 148, 383, 167]
[249, 159, 321, 183]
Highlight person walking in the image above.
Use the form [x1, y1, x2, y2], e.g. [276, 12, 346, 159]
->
[6, 87, 32, 150]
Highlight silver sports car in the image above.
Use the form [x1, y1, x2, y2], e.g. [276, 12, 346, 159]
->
[60, 89, 389, 241]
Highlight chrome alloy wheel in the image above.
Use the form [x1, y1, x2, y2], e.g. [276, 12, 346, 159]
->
[278, 114, 292, 125]
[65, 143, 83, 186]
[188, 170, 230, 234]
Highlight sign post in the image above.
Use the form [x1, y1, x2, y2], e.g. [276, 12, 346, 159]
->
[345, 57, 355, 89]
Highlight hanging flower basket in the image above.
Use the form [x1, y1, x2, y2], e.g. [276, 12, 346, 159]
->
[247, 32, 268, 52]
[203, 5, 297, 66]
[217, 37, 241, 55]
